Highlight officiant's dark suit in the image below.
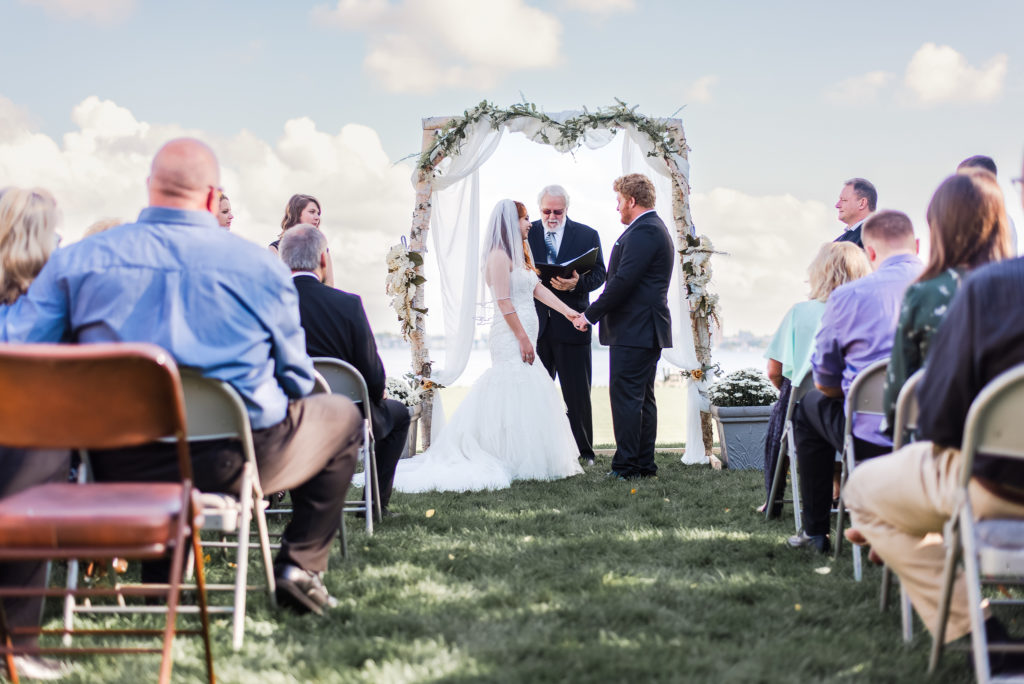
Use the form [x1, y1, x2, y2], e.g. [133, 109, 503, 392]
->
[582, 175, 674, 478]
[528, 214, 606, 462]
[290, 272, 410, 514]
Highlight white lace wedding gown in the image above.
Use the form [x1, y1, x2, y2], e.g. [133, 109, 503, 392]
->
[393, 266, 583, 492]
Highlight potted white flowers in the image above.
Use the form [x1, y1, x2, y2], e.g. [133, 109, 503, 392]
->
[707, 368, 778, 470]
[386, 373, 431, 458]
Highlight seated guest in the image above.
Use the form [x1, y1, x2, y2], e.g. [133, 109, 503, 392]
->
[0, 186, 72, 679]
[0, 139, 363, 616]
[271, 193, 333, 286]
[279, 224, 410, 517]
[845, 199, 1024, 671]
[787, 210, 923, 552]
[761, 242, 871, 512]
[958, 154, 1017, 254]
[217, 192, 233, 230]
[882, 170, 1014, 435]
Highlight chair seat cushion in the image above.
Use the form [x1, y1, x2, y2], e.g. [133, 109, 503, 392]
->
[0, 482, 184, 549]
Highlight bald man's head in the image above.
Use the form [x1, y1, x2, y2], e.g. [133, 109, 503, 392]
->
[147, 138, 221, 213]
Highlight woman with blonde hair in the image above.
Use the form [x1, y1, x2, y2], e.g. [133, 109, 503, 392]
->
[0, 187, 59, 304]
[0, 185, 71, 679]
[881, 169, 1014, 434]
[761, 241, 871, 512]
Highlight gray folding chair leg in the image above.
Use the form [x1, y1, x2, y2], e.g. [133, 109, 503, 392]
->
[929, 516, 963, 673]
[900, 585, 914, 644]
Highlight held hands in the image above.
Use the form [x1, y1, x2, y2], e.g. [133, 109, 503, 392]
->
[572, 314, 589, 331]
[550, 270, 579, 292]
[518, 337, 536, 365]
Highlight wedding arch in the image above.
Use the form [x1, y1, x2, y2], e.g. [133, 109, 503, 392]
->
[389, 101, 721, 466]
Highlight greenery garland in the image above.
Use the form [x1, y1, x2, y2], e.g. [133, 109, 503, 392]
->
[417, 100, 689, 173]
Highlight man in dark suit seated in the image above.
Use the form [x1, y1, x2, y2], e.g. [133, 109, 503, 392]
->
[279, 224, 410, 518]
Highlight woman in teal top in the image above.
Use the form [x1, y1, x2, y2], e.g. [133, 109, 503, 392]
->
[881, 169, 1015, 436]
[761, 242, 871, 511]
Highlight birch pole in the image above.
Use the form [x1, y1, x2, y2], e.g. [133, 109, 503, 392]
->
[407, 117, 452, 450]
[665, 120, 717, 467]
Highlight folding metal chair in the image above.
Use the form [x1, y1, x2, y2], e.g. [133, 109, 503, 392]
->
[834, 357, 889, 581]
[929, 364, 1024, 682]
[177, 370, 276, 651]
[879, 368, 924, 643]
[766, 372, 816, 531]
[312, 359, 381, 545]
[0, 343, 214, 684]
[64, 369, 277, 652]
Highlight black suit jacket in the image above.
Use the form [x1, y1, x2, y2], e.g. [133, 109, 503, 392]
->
[292, 274, 395, 433]
[527, 218, 606, 344]
[583, 211, 674, 349]
[834, 220, 864, 248]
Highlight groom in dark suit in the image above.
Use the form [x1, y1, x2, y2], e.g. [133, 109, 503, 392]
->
[527, 185, 606, 466]
[575, 174, 674, 479]
[279, 224, 410, 516]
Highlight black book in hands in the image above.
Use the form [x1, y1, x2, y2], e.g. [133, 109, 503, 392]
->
[536, 247, 599, 281]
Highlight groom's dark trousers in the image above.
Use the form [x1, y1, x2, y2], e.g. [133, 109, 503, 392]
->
[583, 208, 674, 478]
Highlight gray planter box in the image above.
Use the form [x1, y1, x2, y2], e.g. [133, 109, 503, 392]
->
[400, 404, 423, 459]
[711, 404, 774, 470]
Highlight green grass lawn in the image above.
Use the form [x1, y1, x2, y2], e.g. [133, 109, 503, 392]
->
[42, 457, 981, 683]
[436, 384, 689, 447]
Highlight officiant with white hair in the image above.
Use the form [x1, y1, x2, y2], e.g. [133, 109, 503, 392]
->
[527, 184, 607, 467]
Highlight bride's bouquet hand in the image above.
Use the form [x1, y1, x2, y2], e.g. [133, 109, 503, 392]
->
[519, 337, 536, 365]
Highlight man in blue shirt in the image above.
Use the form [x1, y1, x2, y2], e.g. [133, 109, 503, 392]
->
[788, 210, 922, 552]
[0, 138, 361, 615]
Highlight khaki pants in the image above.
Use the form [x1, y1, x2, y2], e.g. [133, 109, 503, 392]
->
[845, 441, 1024, 643]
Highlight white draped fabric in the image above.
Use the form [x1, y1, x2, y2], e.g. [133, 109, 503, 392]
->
[420, 113, 710, 464]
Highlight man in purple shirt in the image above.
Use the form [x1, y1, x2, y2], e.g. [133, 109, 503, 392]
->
[788, 210, 922, 552]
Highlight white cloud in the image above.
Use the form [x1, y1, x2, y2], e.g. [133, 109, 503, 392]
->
[562, 0, 635, 14]
[686, 75, 718, 104]
[824, 70, 894, 106]
[312, 0, 562, 93]
[690, 188, 835, 336]
[904, 43, 1007, 105]
[17, 0, 135, 24]
[0, 95, 416, 334]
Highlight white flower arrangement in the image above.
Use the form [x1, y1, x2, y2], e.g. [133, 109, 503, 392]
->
[707, 368, 778, 408]
[385, 240, 426, 341]
[385, 372, 444, 407]
[680, 233, 722, 325]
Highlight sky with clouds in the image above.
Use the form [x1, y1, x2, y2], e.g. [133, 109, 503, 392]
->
[1, 0, 1023, 340]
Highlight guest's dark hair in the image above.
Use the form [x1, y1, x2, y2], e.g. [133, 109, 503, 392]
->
[844, 178, 877, 212]
[957, 155, 998, 176]
[918, 170, 1012, 282]
[280, 194, 320, 236]
[862, 210, 914, 245]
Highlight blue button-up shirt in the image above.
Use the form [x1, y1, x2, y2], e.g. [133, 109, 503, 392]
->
[811, 253, 923, 445]
[0, 207, 314, 430]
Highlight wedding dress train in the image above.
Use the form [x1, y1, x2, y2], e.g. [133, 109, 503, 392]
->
[393, 266, 583, 493]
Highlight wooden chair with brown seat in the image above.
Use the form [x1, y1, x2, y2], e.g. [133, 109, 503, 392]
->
[0, 343, 214, 684]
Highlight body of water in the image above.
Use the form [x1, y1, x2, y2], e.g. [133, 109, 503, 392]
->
[379, 346, 767, 387]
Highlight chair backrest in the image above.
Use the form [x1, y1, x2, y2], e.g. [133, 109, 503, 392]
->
[311, 358, 371, 407]
[844, 358, 889, 423]
[0, 342, 192, 479]
[960, 364, 1024, 483]
[178, 368, 250, 442]
[892, 368, 925, 450]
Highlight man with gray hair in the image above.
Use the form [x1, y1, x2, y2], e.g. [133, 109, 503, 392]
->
[280, 224, 410, 517]
[833, 177, 877, 248]
[527, 185, 606, 466]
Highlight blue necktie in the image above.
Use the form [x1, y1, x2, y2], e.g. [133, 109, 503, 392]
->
[544, 231, 558, 263]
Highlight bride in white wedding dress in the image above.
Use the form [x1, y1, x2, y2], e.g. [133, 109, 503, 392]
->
[393, 199, 584, 492]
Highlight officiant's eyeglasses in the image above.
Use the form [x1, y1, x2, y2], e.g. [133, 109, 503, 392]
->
[541, 209, 564, 216]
